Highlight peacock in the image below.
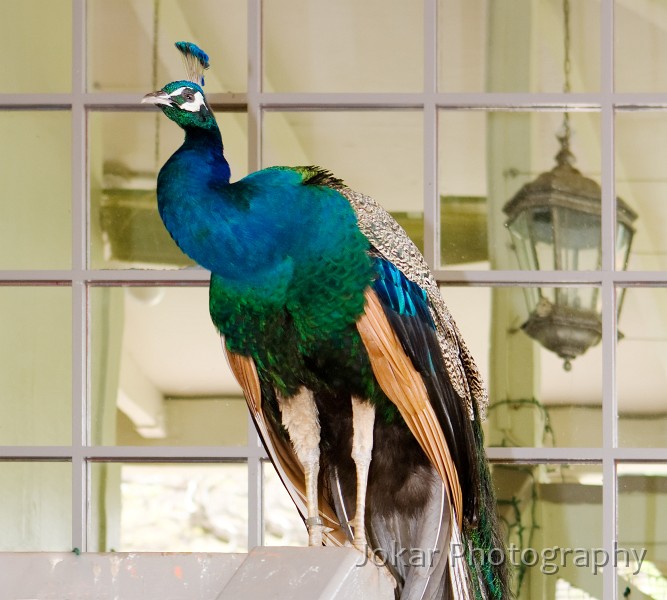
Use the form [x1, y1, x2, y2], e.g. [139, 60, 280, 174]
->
[142, 41, 510, 600]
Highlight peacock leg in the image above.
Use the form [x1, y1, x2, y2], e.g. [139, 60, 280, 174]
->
[279, 387, 324, 546]
[351, 396, 375, 552]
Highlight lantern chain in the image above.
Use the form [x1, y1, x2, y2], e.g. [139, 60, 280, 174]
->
[557, 0, 574, 167]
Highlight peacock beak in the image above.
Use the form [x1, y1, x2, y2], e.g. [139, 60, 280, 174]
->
[141, 90, 174, 107]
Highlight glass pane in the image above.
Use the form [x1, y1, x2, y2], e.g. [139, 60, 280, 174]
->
[263, 0, 422, 92]
[616, 1, 667, 92]
[494, 464, 602, 599]
[263, 461, 308, 547]
[89, 110, 247, 269]
[617, 287, 667, 447]
[0, 112, 71, 269]
[441, 286, 602, 447]
[88, 0, 246, 93]
[0, 287, 71, 445]
[90, 286, 247, 446]
[618, 464, 667, 597]
[616, 110, 665, 271]
[90, 463, 247, 552]
[0, 462, 71, 551]
[439, 110, 601, 271]
[439, 0, 600, 93]
[263, 111, 423, 245]
[0, 1, 71, 93]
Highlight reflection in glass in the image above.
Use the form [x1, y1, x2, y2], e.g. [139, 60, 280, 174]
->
[0, 287, 71, 445]
[263, 111, 423, 241]
[439, 110, 601, 271]
[263, 461, 308, 547]
[89, 111, 247, 268]
[438, 0, 599, 93]
[616, 111, 667, 271]
[441, 286, 602, 447]
[90, 287, 245, 446]
[1, 0, 72, 93]
[616, 1, 667, 92]
[90, 463, 248, 552]
[0, 112, 71, 269]
[87, 0, 246, 93]
[617, 288, 667, 448]
[0, 462, 71, 551]
[618, 464, 667, 597]
[493, 464, 602, 599]
[263, 0, 422, 92]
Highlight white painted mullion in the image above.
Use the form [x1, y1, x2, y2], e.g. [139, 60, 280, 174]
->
[71, 0, 88, 553]
[247, 0, 262, 173]
[245, 0, 264, 549]
[600, 0, 617, 598]
[423, 0, 439, 270]
[257, 92, 599, 108]
[487, 446, 667, 462]
[247, 414, 264, 548]
[434, 270, 603, 284]
[0, 444, 268, 461]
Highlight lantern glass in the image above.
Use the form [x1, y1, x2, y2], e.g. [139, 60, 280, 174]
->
[616, 221, 634, 270]
[531, 207, 557, 271]
[554, 206, 601, 271]
[507, 204, 603, 273]
[506, 211, 538, 271]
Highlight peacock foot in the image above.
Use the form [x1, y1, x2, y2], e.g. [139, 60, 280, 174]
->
[306, 516, 325, 546]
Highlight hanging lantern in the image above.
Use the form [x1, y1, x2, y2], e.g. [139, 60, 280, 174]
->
[502, 0, 637, 370]
[503, 131, 637, 369]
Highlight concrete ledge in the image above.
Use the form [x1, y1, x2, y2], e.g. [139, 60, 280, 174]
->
[0, 547, 394, 600]
[217, 547, 394, 599]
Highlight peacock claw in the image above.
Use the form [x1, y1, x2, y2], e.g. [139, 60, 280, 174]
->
[306, 516, 325, 546]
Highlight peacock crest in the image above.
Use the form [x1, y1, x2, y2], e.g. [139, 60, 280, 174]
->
[175, 41, 210, 86]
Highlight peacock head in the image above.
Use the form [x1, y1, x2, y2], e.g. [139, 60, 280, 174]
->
[142, 80, 216, 130]
[141, 41, 216, 130]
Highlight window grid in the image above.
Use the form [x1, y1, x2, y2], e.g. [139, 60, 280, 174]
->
[0, 2, 664, 597]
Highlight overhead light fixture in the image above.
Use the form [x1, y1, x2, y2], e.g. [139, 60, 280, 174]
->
[502, 0, 637, 370]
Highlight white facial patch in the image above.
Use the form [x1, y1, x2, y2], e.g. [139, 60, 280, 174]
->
[169, 86, 207, 113]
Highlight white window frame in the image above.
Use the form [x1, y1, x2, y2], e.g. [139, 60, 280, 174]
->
[1, 3, 667, 598]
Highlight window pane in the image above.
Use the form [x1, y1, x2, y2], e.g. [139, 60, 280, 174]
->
[617, 287, 667, 448]
[0, 462, 71, 551]
[616, 110, 666, 271]
[0, 112, 71, 269]
[0, 287, 71, 445]
[618, 464, 667, 597]
[494, 464, 602, 599]
[439, 0, 600, 93]
[263, 0, 422, 92]
[439, 110, 601, 271]
[89, 110, 247, 269]
[442, 286, 602, 447]
[263, 461, 308, 547]
[0, 1, 72, 93]
[263, 111, 423, 245]
[90, 286, 246, 446]
[87, 0, 246, 93]
[616, 1, 667, 92]
[90, 463, 248, 552]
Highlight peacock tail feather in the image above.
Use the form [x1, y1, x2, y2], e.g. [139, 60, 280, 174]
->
[464, 400, 510, 600]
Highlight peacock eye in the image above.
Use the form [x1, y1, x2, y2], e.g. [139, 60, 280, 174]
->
[183, 91, 195, 102]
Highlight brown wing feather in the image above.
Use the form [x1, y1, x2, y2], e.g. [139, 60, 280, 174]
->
[356, 288, 463, 526]
[224, 348, 346, 545]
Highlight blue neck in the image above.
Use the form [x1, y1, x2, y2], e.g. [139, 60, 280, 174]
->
[179, 124, 231, 184]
